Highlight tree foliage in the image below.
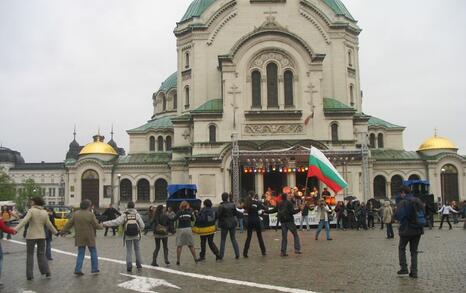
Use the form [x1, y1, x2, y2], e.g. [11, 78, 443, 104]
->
[0, 171, 16, 201]
[16, 178, 42, 212]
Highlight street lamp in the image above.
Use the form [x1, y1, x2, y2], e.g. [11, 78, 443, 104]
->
[440, 168, 446, 205]
[117, 174, 121, 208]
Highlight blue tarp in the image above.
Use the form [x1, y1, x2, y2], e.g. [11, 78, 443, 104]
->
[403, 180, 430, 186]
[167, 184, 197, 196]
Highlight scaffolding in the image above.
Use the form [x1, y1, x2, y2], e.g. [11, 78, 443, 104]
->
[231, 132, 240, 202]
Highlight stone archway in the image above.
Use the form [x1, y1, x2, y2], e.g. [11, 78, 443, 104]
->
[441, 164, 459, 203]
[373, 175, 387, 199]
[155, 178, 168, 202]
[82, 169, 99, 208]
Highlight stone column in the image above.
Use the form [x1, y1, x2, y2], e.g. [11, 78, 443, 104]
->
[132, 184, 137, 203]
[278, 77, 284, 110]
[150, 184, 155, 203]
[255, 173, 264, 195]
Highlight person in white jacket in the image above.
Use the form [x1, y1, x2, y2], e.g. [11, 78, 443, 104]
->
[438, 202, 458, 230]
[315, 199, 333, 241]
[103, 201, 145, 272]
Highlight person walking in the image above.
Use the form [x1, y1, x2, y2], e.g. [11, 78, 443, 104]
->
[356, 202, 368, 230]
[103, 201, 145, 272]
[346, 199, 355, 229]
[61, 199, 103, 276]
[299, 202, 311, 231]
[102, 204, 121, 236]
[45, 208, 58, 260]
[172, 201, 197, 266]
[315, 199, 333, 241]
[243, 193, 267, 258]
[438, 201, 458, 230]
[0, 216, 17, 288]
[144, 205, 156, 235]
[217, 192, 240, 260]
[150, 205, 170, 267]
[395, 186, 424, 279]
[275, 193, 301, 256]
[383, 201, 394, 239]
[335, 201, 345, 230]
[367, 201, 376, 229]
[194, 199, 220, 261]
[13, 197, 57, 280]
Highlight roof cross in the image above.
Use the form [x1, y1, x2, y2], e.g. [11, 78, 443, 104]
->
[228, 84, 241, 130]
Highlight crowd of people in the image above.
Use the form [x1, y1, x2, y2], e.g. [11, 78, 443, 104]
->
[0, 187, 465, 287]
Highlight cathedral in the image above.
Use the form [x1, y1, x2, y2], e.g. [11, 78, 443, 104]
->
[2, 0, 465, 208]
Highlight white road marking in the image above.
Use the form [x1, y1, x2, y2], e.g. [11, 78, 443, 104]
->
[118, 273, 180, 293]
[7, 239, 318, 293]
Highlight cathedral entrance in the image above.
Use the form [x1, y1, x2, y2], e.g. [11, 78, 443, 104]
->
[240, 169, 255, 198]
[263, 171, 287, 195]
[82, 169, 99, 207]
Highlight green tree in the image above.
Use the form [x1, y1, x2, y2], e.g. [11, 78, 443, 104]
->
[16, 178, 42, 212]
[0, 171, 16, 201]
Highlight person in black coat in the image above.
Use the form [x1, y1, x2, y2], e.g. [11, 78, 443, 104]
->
[243, 193, 267, 258]
[102, 204, 121, 236]
[217, 192, 240, 259]
[150, 205, 170, 267]
[272, 193, 301, 256]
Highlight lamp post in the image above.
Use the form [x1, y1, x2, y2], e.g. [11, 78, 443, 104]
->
[117, 174, 121, 208]
[440, 168, 446, 205]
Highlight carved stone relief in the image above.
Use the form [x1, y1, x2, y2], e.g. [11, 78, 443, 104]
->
[243, 123, 304, 136]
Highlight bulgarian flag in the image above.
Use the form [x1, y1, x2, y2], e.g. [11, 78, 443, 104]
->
[307, 146, 348, 193]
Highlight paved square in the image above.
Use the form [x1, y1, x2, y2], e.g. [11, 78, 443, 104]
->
[2, 224, 465, 293]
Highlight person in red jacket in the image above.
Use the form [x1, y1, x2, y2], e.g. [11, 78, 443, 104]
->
[0, 218, 17, 288]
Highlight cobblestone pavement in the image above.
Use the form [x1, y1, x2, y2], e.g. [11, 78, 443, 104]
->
[1, 223, 465, 293]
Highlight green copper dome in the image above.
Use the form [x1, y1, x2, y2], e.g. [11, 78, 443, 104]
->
[180, 0, 216, 22]
[158, 72, 177, 93]
[180, 0, 354, 23]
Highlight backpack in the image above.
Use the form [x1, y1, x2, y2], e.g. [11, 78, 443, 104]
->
[124, 213, 140, 237]
[408, 201, 426, 229]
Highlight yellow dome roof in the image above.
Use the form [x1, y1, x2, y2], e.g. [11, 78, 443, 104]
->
[79, 134, 118, 156]
[418, 135, 457, 152]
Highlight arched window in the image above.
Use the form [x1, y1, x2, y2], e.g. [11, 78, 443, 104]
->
[173, 93, 177, 110]
[284, 70, 294, 107]
[137, 179, 150, 202]
[348, 51, 353, 67]
[391, 175, 403, 197]
[165, 136, 172, 151]
[373, 175, 387, 199]
[378, 133, 384, 148]
[251, 70, 261, 108]
[266, 63, 278, 108]
[209, 125, 216, 143]
[185, 87, 190, 108]
[120, 179, 132, 202]
[331, 123, 339, 142]
[162, 95, 167, 111]
[369, 133, 376, 148]
[349, 84, 354, 106]
[149, 136, 156, 152]
[408, 174, 420, 181]
[185, 52, 190, 68]
[155, 178, 168, 201]
[157, 136, 164, 152]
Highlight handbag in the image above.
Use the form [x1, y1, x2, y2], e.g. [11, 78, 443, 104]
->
[155, 224, 168, 236]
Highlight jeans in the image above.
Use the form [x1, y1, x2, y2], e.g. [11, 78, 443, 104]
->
[26, 239, 49, 279]
[281, 222, 301, 253]
[300, 216, 310, 231]
[75, 246, 98, 273]
[153, 238, 168, 264]
[386, 223, 394, 238]
[126, 239, 142, 270]
[367, 215, 375, 228]
[45, 238, 52, 260]
[199, 234, 219, 258]
[316, 220, 331, 240]
[439, 215, 452, 229]
[398, 235, 421, 274]
[219, 227, 240, 258]
[238, 218, 244, 232]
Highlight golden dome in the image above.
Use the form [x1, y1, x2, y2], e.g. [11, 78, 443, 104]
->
[79, 134, 117, 156]
[418, 135, 457, 152]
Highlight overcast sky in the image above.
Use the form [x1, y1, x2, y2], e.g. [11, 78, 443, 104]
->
[1, 0, 465, 162]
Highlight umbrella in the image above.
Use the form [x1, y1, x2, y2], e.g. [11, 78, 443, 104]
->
[344, 195, 357, 201]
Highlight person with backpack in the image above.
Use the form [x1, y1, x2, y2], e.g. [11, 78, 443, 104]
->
[438, 201, 458, 230]
[217, 192, 240, 260]
[150, 205, 170, 267]
[103, 201, 145, 272]
[193, 199, 220, 261]
[61, 200, 103, 276]
[272, 193, 301, 256]
[394, 186, 425, 278]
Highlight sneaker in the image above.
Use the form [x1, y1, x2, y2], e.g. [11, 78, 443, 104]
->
[74, 272, 84, 277]
[409, 273, 418, 279]
[195, 257, 205, 262]
[280, 253, 288, 257]
[397, 269, 409, 277]
[127, 268, 132, 272]
[165, 260, 170, 265]
[45, 273, 51, 278]
[295, 251, 302, 255]
[216, 255, 222, 261]
[327, 238, 333, 241]
[151, 262, 159, 267]
[92, 270, 100, 275]
[176, 261, 180, 266]
[137, 268, 142, 273]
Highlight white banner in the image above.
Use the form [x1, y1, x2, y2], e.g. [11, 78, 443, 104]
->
[267, 209, 337, 227]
